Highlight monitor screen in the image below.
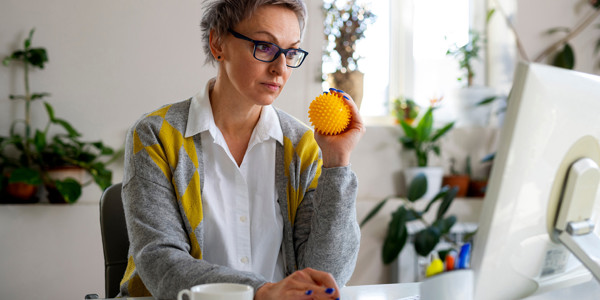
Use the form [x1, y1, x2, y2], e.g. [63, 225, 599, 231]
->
[471, 62, 600, 299]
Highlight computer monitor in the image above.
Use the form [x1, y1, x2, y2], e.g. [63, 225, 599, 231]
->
[471, 62, 600, 299]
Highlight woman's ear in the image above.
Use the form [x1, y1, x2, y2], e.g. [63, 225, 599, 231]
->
[209, 29, 224, 61]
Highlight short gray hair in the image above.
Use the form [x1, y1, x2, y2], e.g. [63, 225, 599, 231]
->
[200, 0, 308, 65]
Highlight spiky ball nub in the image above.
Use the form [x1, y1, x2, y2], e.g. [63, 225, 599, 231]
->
[308, 92, 351, 135]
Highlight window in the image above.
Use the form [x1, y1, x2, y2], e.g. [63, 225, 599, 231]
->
[324, 0, 491, 123]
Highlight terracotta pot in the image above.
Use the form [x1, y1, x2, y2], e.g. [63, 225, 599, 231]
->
[45, 166, 86, 204]
[467, 179, 488, 198]
[442, 175, 470, 198]
[4, 182, 39, 203]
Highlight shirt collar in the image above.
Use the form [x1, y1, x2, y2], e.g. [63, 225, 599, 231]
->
[185, 79, 283, 145]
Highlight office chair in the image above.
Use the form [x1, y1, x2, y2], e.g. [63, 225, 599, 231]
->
[99, 182, 129, 298]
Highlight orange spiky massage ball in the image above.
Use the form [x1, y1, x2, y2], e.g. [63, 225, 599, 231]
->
[308, 92, 351, 135]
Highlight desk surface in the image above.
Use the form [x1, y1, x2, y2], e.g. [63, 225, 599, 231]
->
[95, 283, 421, 300]
[96, 279, 600, 300]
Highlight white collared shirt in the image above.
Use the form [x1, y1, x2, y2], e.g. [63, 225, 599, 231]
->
[184, 80, 285, 281]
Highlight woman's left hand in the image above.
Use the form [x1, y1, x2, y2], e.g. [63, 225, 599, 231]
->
[314, 88, 366, 168]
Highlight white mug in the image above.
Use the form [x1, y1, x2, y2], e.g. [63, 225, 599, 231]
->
[177, 283, 254, 300]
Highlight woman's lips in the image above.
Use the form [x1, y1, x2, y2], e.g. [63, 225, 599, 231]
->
[263, 82, 281, 91]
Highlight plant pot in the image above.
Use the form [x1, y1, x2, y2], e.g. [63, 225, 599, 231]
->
[404, 167, 443, 200]
[327, 70, 364, 108]
[467, 179, 488, 198]
[442, 175, 470, 197]
[3, 182, 40, 204]
[45, 166, 86, 204]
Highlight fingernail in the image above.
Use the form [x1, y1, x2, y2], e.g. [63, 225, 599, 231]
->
[343, 95, 349, 101]
[335, 88, 345, 94]
[305, 290, 313, 295]
[325, 288, 335, 294]
[323, 91, 328, 94]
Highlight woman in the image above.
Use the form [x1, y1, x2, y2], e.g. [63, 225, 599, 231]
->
[120, 1, 365, 299]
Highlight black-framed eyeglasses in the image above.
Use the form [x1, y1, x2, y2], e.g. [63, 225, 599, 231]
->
[228, 29, 308, 68]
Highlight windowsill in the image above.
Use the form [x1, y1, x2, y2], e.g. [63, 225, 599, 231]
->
[363, 115, 396, 127]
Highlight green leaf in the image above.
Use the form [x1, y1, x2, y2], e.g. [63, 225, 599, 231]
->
[44, 102, 56, 121]
[481, 152, 495, 163]
[54, 178, 82, 203]
[486, 9, 495, 24]
[433, 216, 457, 235]
[90, 163, 112, 190]
[407, 173, 427, 202]
[31, 93, 50, 100]
[431, 122, 455, 142]
[399, 136, 415, 149]
[414, 227, 441, 257]
[399, 120, 416, 139]
[8, 167, 43, 185]
[25, 28, 35, 49]
[360, 197, 389, 227]
[405, 209, 422, 221]
[382, 206, 409, 264]
[34, 130, 46, 152]
[415, 108, 433, 142]
[545, 27, 570, 35]
[53, 118, 81, 137]
[423, 186, 450, 213]
[463, 229, 478, 242]
[552, 43, 575, 70]
[437, 186, 458, 219]
[477, 96, 498, 106]
[27, 48, 48, 69]
[2, 56, 12, 66]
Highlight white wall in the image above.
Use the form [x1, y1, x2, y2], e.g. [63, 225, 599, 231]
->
[1, 0, 600, 299]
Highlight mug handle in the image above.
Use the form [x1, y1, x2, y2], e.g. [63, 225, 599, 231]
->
[177, 289, 191, 300]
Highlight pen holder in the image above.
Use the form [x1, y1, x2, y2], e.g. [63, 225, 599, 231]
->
[419, 269, 473, 300]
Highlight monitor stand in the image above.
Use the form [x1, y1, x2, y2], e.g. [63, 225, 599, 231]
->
[554, 157, 600, 282]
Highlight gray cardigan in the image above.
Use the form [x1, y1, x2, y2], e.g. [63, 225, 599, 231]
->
[119, 98, 360, 299]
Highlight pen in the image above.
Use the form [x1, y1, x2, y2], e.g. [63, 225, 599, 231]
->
[425, 252, 444, 277]
[457, 242, 471, 269]
[445, 250, 457, 272]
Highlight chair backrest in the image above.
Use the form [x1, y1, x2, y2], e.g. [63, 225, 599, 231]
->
[99, 183, 129, 298]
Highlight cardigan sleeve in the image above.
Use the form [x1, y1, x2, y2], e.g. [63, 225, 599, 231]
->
[292, 165, 361, 286]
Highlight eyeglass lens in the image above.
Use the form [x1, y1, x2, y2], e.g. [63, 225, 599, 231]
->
[254, 42, 305, 67]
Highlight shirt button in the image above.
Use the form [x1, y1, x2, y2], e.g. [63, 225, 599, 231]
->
[240, 216, 247, 223]
[240, 256, 249, 264]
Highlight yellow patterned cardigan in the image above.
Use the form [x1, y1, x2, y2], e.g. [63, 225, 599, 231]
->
[119, 98, 360, 299]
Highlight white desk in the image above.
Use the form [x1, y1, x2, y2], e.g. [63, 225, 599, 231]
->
[96, 278, 600, 300]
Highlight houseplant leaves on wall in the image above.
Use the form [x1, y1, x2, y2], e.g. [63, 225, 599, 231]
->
[1, 28, 121, 204]
[361, 173, 464, 264]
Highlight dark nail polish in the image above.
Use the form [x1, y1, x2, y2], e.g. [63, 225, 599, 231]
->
[343, 95, 349, 101]
[325, 288, 335, 294]
[305, 290, 313, 295]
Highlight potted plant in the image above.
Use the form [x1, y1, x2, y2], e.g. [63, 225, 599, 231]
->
[396, 98, 455, 200]
[323, 0, 375, 108]
[442, 157, 471, 198]
[361, 173, 464, 265]
[1, 28, 121, 204]
[392, 97, 420, 125]
[445, 29, 496, 127]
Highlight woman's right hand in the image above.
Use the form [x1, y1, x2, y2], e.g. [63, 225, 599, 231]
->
[254, 268, 340, 300]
